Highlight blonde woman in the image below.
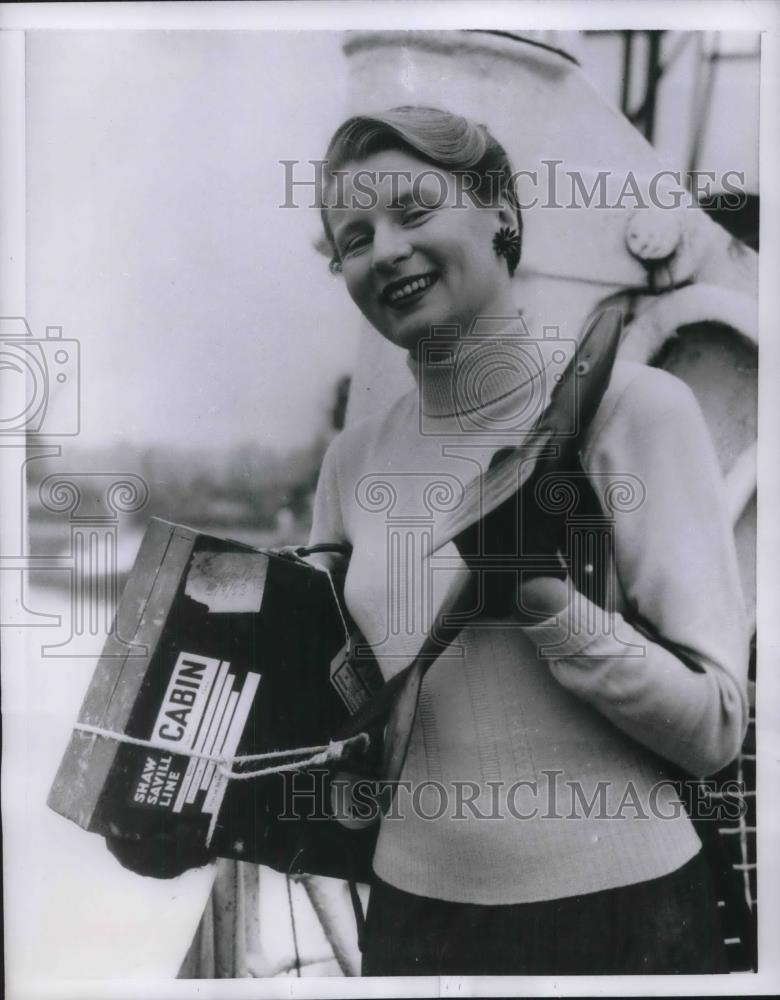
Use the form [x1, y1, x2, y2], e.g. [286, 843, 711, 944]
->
[308, 105, 748, 976]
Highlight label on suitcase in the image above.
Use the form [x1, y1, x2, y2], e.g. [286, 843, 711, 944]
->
[48, 519, 382, 878]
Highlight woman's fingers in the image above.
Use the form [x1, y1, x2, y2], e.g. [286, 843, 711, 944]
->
[517, 574, 571, 623]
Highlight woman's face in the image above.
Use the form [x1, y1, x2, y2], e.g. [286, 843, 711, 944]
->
[325, 149, 517, 353]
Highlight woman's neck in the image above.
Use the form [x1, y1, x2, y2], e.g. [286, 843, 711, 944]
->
[406, 314, 559, 421]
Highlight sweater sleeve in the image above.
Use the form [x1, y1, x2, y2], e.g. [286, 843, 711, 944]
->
[522, 366, 750, 777]
[306, 435, 350, 574]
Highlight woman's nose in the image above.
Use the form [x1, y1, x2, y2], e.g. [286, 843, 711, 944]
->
[371, 222, 412, 274]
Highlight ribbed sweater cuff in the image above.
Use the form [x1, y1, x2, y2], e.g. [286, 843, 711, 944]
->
[522, 591, 611, 660]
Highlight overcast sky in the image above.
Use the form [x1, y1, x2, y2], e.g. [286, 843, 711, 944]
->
[26, 31, 358, 452]
[23, 28, 759, 454]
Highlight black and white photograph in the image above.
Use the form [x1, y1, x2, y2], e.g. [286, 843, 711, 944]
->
[1, 2, 778, 997]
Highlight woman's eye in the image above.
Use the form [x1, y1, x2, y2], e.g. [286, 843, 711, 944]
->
[343, 235, 371, 256]
[403, 207, 431, 225]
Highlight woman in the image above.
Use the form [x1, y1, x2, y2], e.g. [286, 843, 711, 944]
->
[308, 106, 748, 975]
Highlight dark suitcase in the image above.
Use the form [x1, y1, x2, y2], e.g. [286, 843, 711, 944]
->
[47, 518, 381, 882]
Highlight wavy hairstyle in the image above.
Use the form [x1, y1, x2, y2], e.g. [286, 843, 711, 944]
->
[321, 105, 523, 276]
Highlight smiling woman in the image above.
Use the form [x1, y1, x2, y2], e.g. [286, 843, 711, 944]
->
[321, 107, 523, 353]
[304, 105, 748, 976]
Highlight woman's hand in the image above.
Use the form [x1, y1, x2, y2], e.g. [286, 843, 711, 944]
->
[520, 369, 750, 777]
[330, 768, 383, 830]
[105, 833, 214, 879]
[516, 574, 571, 625]
[271, 544, 350, 578]
[270, 544, 311, 563]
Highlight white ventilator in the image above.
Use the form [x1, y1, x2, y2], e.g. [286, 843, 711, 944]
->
[337, 30, 757, 629]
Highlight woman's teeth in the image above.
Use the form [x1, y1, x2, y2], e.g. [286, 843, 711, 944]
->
[388, 275, 435, 303]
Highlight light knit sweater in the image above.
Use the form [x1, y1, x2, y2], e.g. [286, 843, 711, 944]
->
[308, 331, 749, 905]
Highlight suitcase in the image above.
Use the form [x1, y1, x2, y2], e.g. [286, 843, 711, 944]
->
[47, 518, 381, 882]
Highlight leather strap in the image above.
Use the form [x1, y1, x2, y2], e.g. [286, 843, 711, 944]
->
[339, 309, 624, 788]
[347, 879, 366, 951]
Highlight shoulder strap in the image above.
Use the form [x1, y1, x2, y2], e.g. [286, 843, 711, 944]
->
[557, 455, 612, 609]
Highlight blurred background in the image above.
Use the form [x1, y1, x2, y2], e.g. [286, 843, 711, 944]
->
[23, 30, 758, 583]
[24, 32, 357, 572]
[5, 27, 760, 986]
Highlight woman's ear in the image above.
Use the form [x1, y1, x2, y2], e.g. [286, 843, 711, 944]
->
[495, 200, 517, 233]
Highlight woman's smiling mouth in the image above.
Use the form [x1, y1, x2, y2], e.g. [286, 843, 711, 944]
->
[380, 273, 439, 307]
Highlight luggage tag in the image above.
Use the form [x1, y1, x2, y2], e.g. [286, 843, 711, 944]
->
[329, 629, 383, 716]
[328, 631, 385, 827]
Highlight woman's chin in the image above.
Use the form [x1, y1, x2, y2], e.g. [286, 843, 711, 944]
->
[390, 325, 431, 354]
[371, 315, 429, 353]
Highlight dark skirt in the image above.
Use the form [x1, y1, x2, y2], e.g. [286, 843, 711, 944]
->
[361, 850, 727, 976]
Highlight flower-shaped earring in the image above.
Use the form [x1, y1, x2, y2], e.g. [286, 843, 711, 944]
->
[492, 226, 521, 273]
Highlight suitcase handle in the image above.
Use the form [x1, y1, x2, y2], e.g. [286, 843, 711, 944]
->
[293, 542, 352, 558]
